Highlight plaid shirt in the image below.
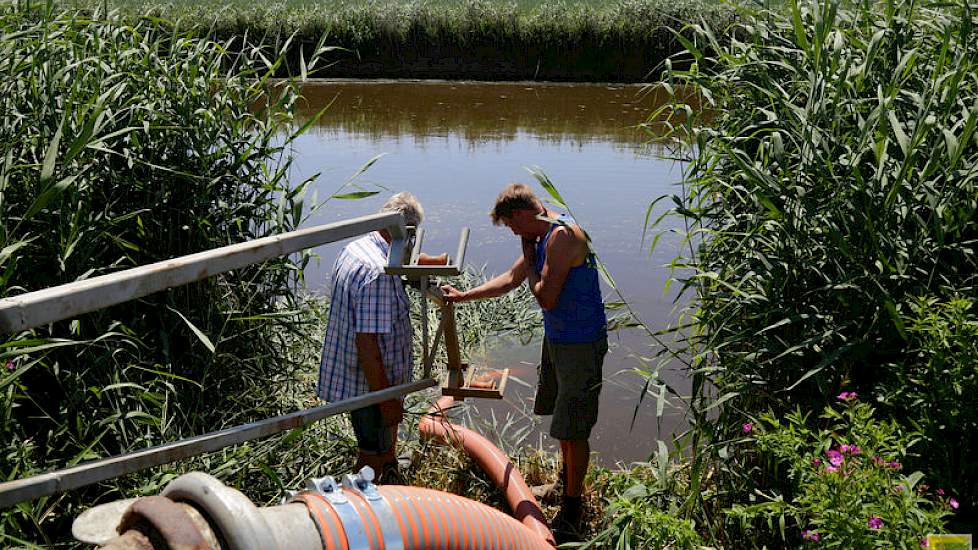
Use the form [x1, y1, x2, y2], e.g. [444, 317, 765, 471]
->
[318, 232, 413, 402]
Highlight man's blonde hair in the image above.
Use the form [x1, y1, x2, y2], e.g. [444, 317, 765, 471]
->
[490, 183, 540, 225]
[381, 192, 424, 227]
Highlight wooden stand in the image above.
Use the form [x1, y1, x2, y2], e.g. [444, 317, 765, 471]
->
[427, 291, 509, 401]
[386, 226, 509, 400]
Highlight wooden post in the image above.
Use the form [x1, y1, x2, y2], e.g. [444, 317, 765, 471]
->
[441, 302, 466, 399]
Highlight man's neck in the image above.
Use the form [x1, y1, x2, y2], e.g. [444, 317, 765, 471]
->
[532, 209, 560, 238]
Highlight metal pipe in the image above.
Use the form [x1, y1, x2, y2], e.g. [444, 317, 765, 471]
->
[0, 378, 437, 509]
[419, 397, 555, 547]
[409, 227, 425, 266]
[454, 227, 470, 272]
[0, 212, 405, 333]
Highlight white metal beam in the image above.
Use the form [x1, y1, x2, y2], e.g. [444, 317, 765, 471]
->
[0, 212, 405, 333]
[0, 378, 437, 509]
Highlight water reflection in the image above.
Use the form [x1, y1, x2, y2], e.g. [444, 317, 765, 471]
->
[288, 80, 690, 465]
[295, 80, 681, 150]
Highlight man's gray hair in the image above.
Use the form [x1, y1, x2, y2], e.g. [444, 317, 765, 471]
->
[380, 192, 424, 227]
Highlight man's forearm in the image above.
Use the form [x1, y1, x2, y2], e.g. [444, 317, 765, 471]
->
[459, 272, 519, 301]
[355, 333, 390, 391]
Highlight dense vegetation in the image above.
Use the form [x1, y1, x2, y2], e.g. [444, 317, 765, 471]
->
[3, 0, 977, 548]
[0, 3, 348, 546]
[84, 0, 734, 81]
[630, 0, 978, 546]
[0, 7, 545, 546]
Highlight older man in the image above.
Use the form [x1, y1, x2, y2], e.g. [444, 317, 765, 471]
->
[318, 192, 428, 479]
[441, 183, 608, 542]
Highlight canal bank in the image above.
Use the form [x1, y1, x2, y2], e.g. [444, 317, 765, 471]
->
[94, 0, 734, 82]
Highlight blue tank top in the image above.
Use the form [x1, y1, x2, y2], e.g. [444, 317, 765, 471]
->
[534, 215, 607, 343]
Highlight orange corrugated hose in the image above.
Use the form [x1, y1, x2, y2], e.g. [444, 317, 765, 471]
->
[292, 396, 555, 549]
[296, 486, 552, 550]
[419, 396, 555, 548]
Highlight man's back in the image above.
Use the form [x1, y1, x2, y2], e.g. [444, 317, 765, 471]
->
[534, 215, 606, 343]
[318, 232, 412, 402]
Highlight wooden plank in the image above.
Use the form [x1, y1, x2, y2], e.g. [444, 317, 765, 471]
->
[442, 304, 463, 371]
[384, 265, 462, 277]
[0, 212, 405, 334]
[495, 368, 510, 397]
[442, 385, 504, 400]
[0, 378, 436, 509]
[423, 315, 446, 372]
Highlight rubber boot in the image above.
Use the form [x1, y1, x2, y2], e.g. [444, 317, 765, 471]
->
[552, 494, 583, 544]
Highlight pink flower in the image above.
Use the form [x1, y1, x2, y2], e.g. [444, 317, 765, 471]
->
[802, 529, 821, 542]
[812, 458, 823, 467]
[868, 516, 883, 530]
[742, 423, 753, 434]
[936, 488, 945, 496]
[949, 498, 959, 510]
[886, 460, 902, 471]
[873, 456, 885, 466]
[4, 361, 12, 371]
[826, 449, 844, 466]
[825, 465, 839, 474]
[837, 391, 858, 401]
[839, 444, 859, 454]
[920, 538, 929, 548]
[894, 485, 905, 492]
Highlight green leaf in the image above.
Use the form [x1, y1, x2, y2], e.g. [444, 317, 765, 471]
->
[332, 191, 380, 200]
[0, 239, 34, 268]
[526, 166, 567, 209]
[884, 299, 907, 341]
[789, 0, 810, 50]
[170, 307, 216, 353]
[942, 129, 959, 162]
[40, 115, 65, 183]
[24, 175, 78, 219]
[887, 110, 910, 158]
[622, 484, 649, 501]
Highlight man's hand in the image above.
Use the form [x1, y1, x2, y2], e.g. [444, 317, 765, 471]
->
[440, 284, 466, 303]
[379, 399, 404, 427]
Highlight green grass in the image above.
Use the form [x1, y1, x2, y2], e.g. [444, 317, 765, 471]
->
[100, 0, 613, 13]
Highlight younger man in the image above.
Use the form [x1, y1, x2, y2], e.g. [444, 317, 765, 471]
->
[441, 183, 608, 542]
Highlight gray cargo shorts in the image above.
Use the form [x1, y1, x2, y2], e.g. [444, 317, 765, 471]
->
[534, 336, 608, 441]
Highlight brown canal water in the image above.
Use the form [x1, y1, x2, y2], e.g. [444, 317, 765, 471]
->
[289, 80, 689, 465]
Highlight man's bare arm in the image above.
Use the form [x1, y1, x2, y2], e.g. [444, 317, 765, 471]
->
[355, 333, 403, 426]
[441, 254, 529, 302]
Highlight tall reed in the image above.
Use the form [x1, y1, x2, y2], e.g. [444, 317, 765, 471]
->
[0, 2, 344, 545]
[649, 0, 978, 539]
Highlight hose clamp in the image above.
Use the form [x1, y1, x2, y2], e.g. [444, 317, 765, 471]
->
[342, 467, 404, 550]
[305, 476, 371, 550]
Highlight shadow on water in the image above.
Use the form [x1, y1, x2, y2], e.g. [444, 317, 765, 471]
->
[287, 80, 693, 465]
